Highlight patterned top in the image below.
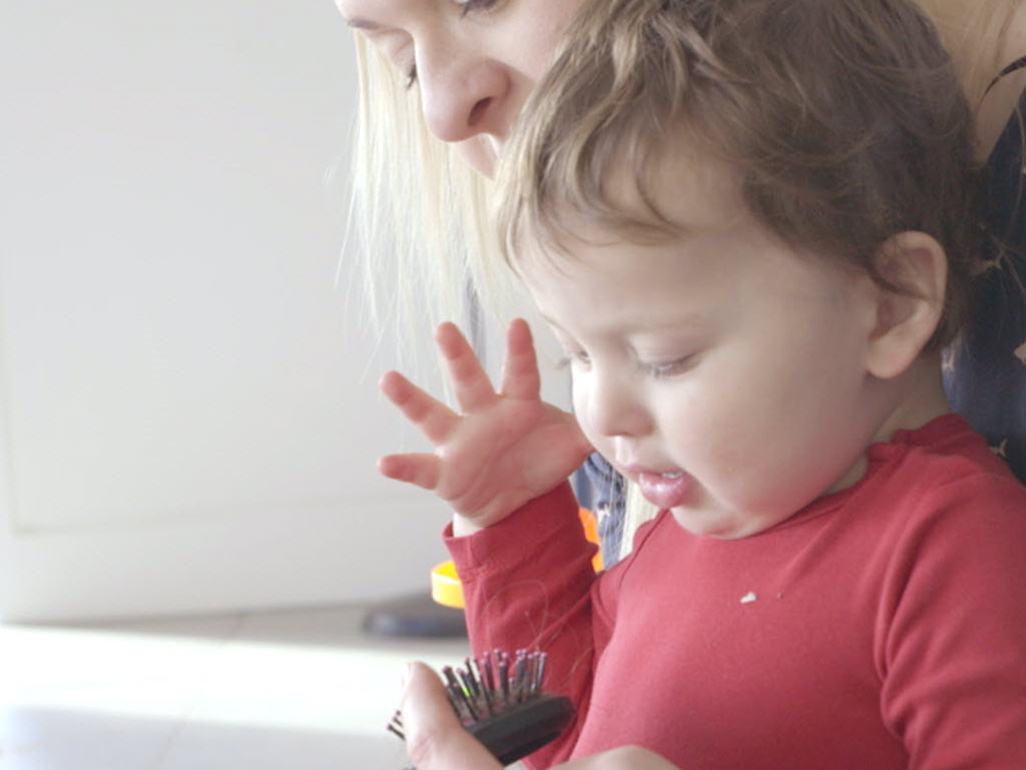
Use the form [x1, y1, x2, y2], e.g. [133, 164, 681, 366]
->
[944, 84, 1026, 483]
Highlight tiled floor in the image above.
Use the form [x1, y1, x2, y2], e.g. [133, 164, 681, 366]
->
[0, 602, 470, 769]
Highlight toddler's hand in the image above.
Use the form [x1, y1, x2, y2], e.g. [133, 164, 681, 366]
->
[399, 662, 680, 770]
[399, 661, 502, 770]
[378, 319, 592, 530]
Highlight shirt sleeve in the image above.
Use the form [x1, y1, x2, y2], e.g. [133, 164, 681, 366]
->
[878, 474, 1026, 769]
[444, 482, 602, 767]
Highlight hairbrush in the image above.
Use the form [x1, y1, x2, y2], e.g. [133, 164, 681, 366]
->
[388, 649, 575, 768]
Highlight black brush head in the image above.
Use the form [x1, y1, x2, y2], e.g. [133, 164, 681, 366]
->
[466, 692, 575, 765]
[389, 649, 576, 768]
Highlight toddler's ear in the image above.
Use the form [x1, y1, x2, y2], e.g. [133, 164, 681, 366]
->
[864, 231, 947, 380]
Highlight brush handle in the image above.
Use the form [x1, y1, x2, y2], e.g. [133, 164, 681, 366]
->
[400, 694, 575, 769]
[469, 695, 575, 765]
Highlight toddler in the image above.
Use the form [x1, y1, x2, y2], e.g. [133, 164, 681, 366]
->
[377, 0, 1026, 766]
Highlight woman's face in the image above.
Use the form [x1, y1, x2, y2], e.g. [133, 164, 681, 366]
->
[337, 0, 588, 177]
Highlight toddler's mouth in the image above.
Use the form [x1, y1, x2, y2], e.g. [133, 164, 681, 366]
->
[634, 469, 692, 510]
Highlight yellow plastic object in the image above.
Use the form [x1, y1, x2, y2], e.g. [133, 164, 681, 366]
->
[431, 508, 604, 609]
[431, 559, 466, 609]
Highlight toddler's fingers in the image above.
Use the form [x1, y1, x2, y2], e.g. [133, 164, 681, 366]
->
[500, 318, 542, 401]
[377, 454, 441, 490]
[400, 662, 501, 770]
[380, 370, 459, 444]
[435, 322, 498, 413]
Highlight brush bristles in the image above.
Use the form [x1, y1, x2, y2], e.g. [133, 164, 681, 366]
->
[388, 649, 551, 738]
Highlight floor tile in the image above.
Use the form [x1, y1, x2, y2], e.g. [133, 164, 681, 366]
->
[0, 603, 470, 770]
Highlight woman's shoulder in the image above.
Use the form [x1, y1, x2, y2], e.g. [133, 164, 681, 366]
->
[980, 84, 1026, 234]
[944, 86, 1026, 486]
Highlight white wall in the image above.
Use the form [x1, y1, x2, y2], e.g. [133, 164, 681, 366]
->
[0, 0, 460, 621]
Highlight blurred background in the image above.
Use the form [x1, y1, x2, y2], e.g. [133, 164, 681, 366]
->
[0, 2, 483, 766]
[0, 0, 459, 624]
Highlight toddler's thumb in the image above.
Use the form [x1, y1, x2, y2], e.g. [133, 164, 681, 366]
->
[400, 661, 501, 770]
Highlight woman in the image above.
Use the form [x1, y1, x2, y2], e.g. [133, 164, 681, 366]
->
[341, 0, 1026, 766]
[341, 0, 590, 347]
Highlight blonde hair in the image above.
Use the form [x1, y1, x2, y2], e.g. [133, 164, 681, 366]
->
[349, 36, 507, 364]
[916, 0, 1022, 107]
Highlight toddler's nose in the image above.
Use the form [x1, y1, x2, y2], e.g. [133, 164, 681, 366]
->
[586, 374, 653, 439]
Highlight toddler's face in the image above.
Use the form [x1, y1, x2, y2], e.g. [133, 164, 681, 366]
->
[520, 164, 890, 538]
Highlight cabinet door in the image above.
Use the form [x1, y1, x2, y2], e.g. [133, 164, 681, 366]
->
[0, 0, 458, 622]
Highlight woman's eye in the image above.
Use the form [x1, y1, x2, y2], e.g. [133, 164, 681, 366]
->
[400, 0, 499, 88]
[404, 0, 497, 87]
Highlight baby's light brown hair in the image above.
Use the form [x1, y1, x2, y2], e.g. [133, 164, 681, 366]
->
[495, 0, 980, 351]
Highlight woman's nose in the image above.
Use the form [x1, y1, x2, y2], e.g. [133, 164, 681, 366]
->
[416, 45, 512, 144]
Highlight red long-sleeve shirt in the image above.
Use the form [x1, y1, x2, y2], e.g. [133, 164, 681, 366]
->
[446, 415, 1026, 769]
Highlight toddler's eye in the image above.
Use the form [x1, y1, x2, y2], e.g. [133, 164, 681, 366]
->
[453, 0, 501, 17]
[643, 357, 695, 379]
[556, 350, 591, 370]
